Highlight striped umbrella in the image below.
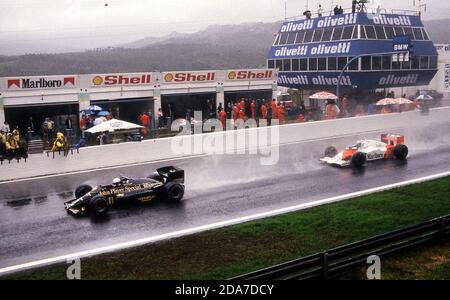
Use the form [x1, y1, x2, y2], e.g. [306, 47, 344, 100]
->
[376, 98, 396, 106]
[309, 91, 338, 100]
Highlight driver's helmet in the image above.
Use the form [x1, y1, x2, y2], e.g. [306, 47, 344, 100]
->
[112, 178, 121, 186]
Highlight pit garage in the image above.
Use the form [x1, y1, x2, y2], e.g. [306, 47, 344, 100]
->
[161, 93, 216, 121]
[4, 102, 79, 136]
[90, 97, 154, 124]
[224, 90, 273, 106]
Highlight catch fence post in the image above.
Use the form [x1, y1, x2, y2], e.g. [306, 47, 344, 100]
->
[439, 218, 447, 243]
[322, 252, 329, 280]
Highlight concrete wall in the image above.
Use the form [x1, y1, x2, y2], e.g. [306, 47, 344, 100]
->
[1, 107, 449, 181]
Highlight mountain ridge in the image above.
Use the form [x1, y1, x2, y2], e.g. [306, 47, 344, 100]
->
[0, 19, 448, 77]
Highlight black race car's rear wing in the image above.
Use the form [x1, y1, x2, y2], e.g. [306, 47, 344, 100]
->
[157, 166, 184, 184]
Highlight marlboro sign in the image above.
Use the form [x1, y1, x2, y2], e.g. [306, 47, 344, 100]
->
[5, 76, 76, 90]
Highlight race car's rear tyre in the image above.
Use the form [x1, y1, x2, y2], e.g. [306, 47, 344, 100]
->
[351, 152, 366, 168]
[393, 144, 408, 160]
[75, 184, 93, 198]
[324, 146, 338, 158]
[89, 195, 109, 216]
[165, 182, 184, 202]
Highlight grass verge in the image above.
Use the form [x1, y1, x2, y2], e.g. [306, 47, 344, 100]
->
[3, 176, 450, 280]
[342, 242, 450, 280]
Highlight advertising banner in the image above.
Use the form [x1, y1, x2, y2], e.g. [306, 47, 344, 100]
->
[277, 70, 437, 89]
[445, 64, 450, 91]
[279, 13, 423, 33]
[2, 75, 77, 91]
[90, 73, 154, 87]
[162, 71, 217, 84]
[226, 69, 275, 81]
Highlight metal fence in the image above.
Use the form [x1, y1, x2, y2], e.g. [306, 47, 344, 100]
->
[231, 215, 450, 280]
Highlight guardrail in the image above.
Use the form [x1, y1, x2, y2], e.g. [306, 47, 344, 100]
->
[231, 215, 450, 280]
[285, 7, 418, 22]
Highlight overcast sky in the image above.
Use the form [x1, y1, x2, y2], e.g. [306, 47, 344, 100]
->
[0, 0, 448, 50]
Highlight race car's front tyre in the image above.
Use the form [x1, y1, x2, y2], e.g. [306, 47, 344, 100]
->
[89, 195, 109, 216]
[165, 182, 184, 202]
[324, 146, 338, 158]
[393, 144, 409, 160]
[75, 184, 93, 198]
[351, 152, 366, 168]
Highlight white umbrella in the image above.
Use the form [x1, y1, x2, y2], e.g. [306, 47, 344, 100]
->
[376, 98, 396, 106]
[394, 98, 413, 105]
[86, 105, 103, 111]
[86, 119, 143, 134]
[416, 94, 433, 101]
[309, 91, 338, 100]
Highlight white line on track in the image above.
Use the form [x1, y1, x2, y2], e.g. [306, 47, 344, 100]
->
[1, 170, 449, 276]
[0, 128, 399, 185]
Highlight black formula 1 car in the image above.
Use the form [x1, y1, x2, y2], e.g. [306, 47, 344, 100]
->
[65, 166, 185, 216]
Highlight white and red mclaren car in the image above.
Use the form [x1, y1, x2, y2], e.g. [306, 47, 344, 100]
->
[320, 134, 409, 167]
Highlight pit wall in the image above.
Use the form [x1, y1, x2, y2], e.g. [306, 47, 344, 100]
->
[1, 107, 449, 182]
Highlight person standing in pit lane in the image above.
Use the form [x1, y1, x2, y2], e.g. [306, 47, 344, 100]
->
[238, 109, 246, 129]
[232, 104, 239, 124]
[12, 126, 21, 149]
[271, 99, 278, 121]
[250, 99, 256, 120]
[261, 102, 267, 121]
[5, 133, 18, 154]
[0, 130, 6, 155]
[226, 101, 232, 119]
[2, 121, 10, 133]
[140, 112, 150, 137]
[278, 104, 286, 125]
[219, 108, 227, 131]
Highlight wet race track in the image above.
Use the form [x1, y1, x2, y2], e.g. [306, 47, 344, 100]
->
[1, 124, 450, 269]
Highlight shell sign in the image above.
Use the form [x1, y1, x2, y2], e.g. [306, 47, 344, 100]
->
[92, 76, 104, 86]
[226, 70, 274, 81]
[164, 73, 174, 82]
[228, 71, 237, 80]
[162, 71, 216, 83]
[91, 73, 153, 87]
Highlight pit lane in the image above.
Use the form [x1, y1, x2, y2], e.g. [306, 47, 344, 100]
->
[0, 124, 450, 272]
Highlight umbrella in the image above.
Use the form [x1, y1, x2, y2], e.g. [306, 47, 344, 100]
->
[416, 94, 433, 101]
[94, 116, 107, 126]
[79, 109, 95, 116]
[85, 119, 143, 134]
[97, 111, 111, 117]
[309, 91, 338, 100]
[394, 98, 413, 105]
[376, 98, 396, 106]
[86, 105, 103, 111]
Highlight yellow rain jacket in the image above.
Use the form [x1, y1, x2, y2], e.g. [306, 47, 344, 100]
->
[51, 132, 66, 151]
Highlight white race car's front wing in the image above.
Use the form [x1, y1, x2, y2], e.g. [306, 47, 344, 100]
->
[319, 156, 351, 167]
